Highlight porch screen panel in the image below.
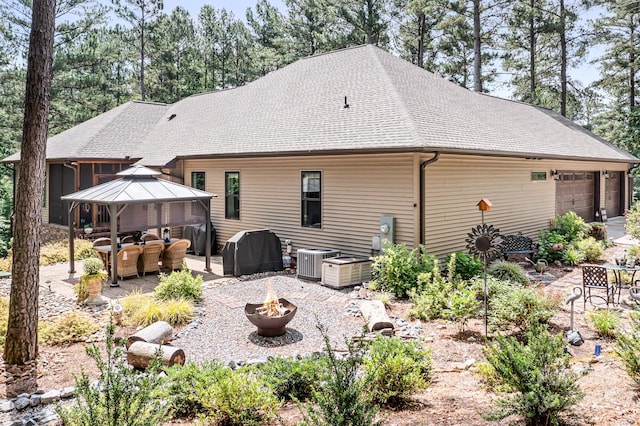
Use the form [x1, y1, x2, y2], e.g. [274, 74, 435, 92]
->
[119, 201, 208, 231]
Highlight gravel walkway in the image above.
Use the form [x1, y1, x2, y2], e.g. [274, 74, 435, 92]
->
[175, 273, 365, 364]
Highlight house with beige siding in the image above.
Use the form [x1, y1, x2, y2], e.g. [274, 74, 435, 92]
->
[4, 45, 638, 258]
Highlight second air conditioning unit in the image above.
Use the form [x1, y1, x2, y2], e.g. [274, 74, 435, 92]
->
[296, 248, 341, 280]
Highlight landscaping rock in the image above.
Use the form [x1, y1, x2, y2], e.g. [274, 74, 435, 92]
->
[0, 402, 14, 413]
[60, 387, 74, 398]
[13, 398, 29, 411]
[39, 391, 60, 405]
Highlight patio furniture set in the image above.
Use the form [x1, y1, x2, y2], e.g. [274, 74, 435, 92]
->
[92, 235, 191, 281]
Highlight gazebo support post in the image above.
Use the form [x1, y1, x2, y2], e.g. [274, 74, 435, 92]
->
[205, 200, 211, 272]
[108, 204, 119, 286]
[67, 201, 78, 274]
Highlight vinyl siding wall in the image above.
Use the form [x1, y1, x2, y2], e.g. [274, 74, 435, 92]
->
[423, 154, 629, 257]
[183, 154, 417, 257]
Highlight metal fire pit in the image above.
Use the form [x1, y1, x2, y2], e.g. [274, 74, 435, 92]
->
[244, 298, 297, 337]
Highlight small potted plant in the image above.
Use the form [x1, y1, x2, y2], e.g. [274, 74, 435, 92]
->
[84, 223, 93, 235]
[76, 257, 108, 305]
[590, 222, 607, 240]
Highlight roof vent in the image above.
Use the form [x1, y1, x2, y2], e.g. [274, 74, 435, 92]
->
[343, 96, 349, 109]
[168, 113, 176, 121]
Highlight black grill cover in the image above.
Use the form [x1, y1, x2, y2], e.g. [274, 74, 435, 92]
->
[222, 229, 283, 276]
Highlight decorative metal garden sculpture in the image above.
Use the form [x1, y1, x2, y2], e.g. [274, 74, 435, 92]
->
[466, 200, 504, 337]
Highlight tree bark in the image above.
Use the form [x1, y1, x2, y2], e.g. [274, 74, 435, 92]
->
[417, 12, 425, 68]
[472, 0, 482, 92]
[559, 0, 567, 117]
[4, 0, 56, 365]
[360, 300, 393, 332]
[126, 320, 173, 349]
[529, 0, 536, 99]
[127, 342, 185, 369]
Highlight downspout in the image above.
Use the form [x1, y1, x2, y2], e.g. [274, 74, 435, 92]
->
[419, 152, 440, 245]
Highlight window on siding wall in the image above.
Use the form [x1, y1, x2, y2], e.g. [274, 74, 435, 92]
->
[301, 171, 321, 228]
[225, 171, 240, 220]
[531, 171, 547, 181]
[191, 171, 205, 191]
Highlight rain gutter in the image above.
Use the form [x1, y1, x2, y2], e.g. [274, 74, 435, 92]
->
[420, 152, 440, 245]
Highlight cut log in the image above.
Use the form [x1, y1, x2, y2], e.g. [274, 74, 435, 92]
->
[127, 341, 185, 369]
[126, 321, 173, 349]
[360, 300, 394, 332]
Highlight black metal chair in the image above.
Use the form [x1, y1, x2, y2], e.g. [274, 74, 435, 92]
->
[582, 265, 615, 308]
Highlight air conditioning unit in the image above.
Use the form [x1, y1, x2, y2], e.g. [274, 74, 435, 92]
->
[296, 248, 341, 280]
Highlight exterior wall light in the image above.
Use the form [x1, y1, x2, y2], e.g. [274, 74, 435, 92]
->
[551, 170, 560, 180]
[602, 170, 610, 179]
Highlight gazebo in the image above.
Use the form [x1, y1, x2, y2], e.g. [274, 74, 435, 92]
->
[62, 165, 217, 285]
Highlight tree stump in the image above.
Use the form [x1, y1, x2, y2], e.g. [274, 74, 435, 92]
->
[126, 321, 173, 349]
[127, 341, 185, 369]
[360, 300, 394, 332]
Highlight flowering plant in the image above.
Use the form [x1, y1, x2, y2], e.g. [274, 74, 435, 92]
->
[536, 230, 567, 263]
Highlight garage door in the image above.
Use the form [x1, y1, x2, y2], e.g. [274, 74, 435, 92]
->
[555, 172, 595, 221]
[604, 171, 622, 218]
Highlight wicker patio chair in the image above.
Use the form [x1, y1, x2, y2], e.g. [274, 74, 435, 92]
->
[582, 265, 615, 309]
[117, 245, 143, 281]
[141, 233, 159, 242]
[92, 237, 111, 271]
[162, 239, 191, 271]
[137, 241, 164, 277]
[121, 235, 135, 244]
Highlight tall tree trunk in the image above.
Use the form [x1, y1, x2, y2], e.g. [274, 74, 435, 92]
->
[417, 12, 425, 67]
[4, 0, 55, 366]
[630, 17, 636, 108]
[560, 0, 567, 116]
[140, 24, 146, 101]
[473, 0, 482, 92]
[529, 0, 536, 98]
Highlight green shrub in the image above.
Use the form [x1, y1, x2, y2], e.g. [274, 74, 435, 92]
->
[563, 246, 584, 266]
[39, 311, 100, 345]
[474, 361, 513, 393]
[56, 319, 168, 426]
[573, 237, 604, 262]
[550, 211, 590, 243]
[363, 335, 432, 406]
[536, 230, 567, 263]
[298, 324, 382, 426]
[487, 260, 529, 285]
[625, 202, 640, 240]
[121, 291, 194, 326]
[588, 309, 620, 339]
[161, 361, 227, 417]
[484, 327, 584, 425]
[488, 281, 561, 332]
[408, 270, 451, 321]
[616, 312, 640, 388]
[370, 241, 436, 298]
[628, 245, 640, 258]
[201, 368, 280, 426]
[155, 262, 203, 301]
[38, 238, 97, 266]
[444, 251, 483, 280]
[255, 355, 328, 401]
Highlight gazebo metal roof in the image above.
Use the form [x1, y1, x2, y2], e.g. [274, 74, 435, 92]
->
[62, 165, 212, 205]
[62, 165, 217, 285]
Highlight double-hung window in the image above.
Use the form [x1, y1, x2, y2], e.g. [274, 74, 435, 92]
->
[301, 171, 321, 228]
[225, 171, 240, 220]
[191, 171, 205, 190]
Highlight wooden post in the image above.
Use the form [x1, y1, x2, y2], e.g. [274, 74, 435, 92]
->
[126, 321, 173, 349]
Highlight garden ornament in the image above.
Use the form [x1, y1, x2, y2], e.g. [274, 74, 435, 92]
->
[565, 287, 584, 346]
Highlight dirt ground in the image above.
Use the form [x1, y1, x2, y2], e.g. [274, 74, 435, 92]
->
[3, 259, 640, 425]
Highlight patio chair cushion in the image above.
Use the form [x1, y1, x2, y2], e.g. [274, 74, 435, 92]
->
[162, 239, 191, 271]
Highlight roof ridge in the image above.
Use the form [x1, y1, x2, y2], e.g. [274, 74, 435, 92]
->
[131, 100, 168, 106]
[369, 47, 423, 146]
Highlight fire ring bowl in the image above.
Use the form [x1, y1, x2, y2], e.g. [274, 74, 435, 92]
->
[244, 298, 297, 337]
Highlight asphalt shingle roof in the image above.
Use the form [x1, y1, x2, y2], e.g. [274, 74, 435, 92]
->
[4, 45, 636, 166]
[134, 45, 636, 166]
[3, 101, 168, 162]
